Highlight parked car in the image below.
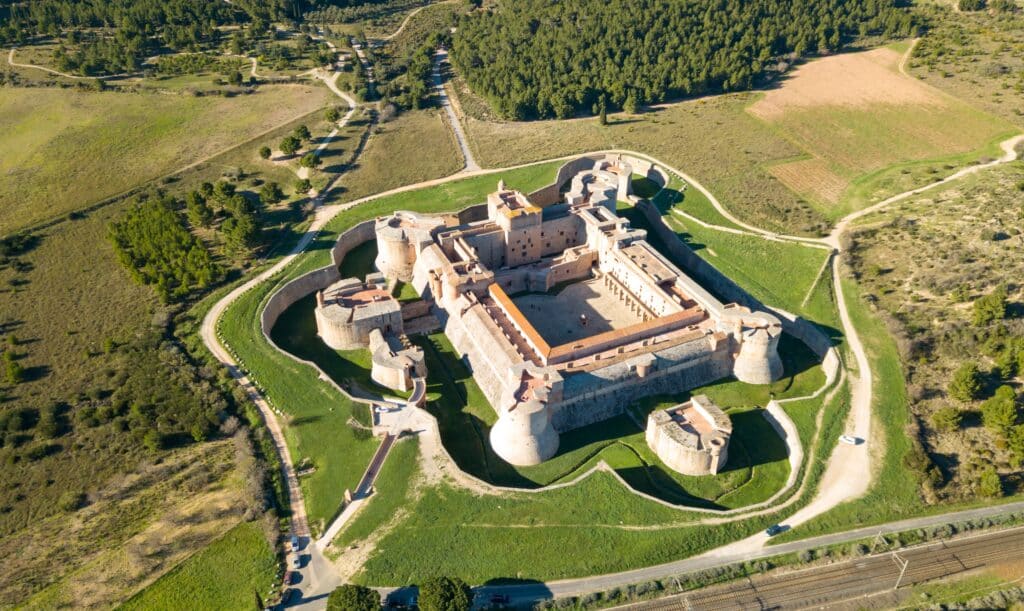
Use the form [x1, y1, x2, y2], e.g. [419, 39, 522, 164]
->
[765, 524, 784, 536]
[290, 534, 301, 550]
[290, 553, 302, 570]
[839, 434, 860, 445]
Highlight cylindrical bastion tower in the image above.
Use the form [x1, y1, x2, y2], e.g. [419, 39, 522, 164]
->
[733, 324, 784, 385]
[489, 399, 559, 467]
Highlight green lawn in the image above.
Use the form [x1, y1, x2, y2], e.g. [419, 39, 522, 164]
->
[330, 437, 421, 551]
[0, 84, 332, 233]
[414, 331, 814, 509]
[119, 521, 277, 611]
[218, 276, 379, 534]
[216, 154, 850, 583]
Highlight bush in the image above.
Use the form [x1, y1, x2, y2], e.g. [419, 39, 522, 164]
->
[931, 406, 963, 432]
[948, 362, 983, 402]
[978, 466, 1003, 497]
[58, 490, 87, 512]
[981, 385, 1018, 435]
[973, 284, 1007, 326]
[327, 584, 379, 611]
[958, 0, 986, 10]
[419, 576, 472, 611]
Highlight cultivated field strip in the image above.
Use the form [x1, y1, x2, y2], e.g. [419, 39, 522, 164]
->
[627, 528, 1024, 610]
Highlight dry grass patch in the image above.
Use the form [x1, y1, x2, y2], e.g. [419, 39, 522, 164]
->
[460, 93, 831, 236]
[767, 157, 848, 205]
[335, 108, 463, 203]
[0, 84, 331, 233]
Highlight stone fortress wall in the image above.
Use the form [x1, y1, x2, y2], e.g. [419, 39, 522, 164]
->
[256, 152, 835, 475]
[376, 154, 788, 466]
[646, 395, 732, 476]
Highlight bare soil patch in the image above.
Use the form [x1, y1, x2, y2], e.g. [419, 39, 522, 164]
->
[748, 48, 943, 120]
[769, 157, 849, 205]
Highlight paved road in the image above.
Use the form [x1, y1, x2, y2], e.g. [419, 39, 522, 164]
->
[619, 523, 1024, 610]
[433, 48, 480, 172]
[462, 500, 1024, 607]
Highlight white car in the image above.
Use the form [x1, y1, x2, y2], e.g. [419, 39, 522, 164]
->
[839, 434, 860, 445]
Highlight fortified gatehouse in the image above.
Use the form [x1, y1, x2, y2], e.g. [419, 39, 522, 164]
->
[369, 156, 784, 467]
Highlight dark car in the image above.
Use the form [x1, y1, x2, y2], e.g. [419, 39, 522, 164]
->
[490, 594, 511, 604]
[765, 524, 784, 536]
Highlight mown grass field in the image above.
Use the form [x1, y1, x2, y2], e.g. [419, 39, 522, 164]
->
[0, 84, 331, 233]
[120, 521, 277, 611]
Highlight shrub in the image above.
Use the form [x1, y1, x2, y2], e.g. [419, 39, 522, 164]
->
[958, 0, 986, 10]
[327, 584, 379, 611]
[258, 145, 272, 159]
[931, 406, 963, 432]
[973, 284, 1007, 326]
[978, 466, 1003, 497]
[58, 490, 87, 512]
[981, 385, 1018, 435]
[419, 576, 472, 611]
[948, 362, 983, 402]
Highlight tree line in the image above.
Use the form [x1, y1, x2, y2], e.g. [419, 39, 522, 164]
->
[450, 0, 918, 120]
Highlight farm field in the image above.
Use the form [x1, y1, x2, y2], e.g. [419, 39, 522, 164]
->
[747, 45, 1015, 217]
[120, 520, 277, 611]
[0, 84, 332, 233]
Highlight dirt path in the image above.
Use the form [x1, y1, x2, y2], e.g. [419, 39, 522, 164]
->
[381, 1, 456, 41]
[433, 48, 480, 172]
[7, 47, 134, 79]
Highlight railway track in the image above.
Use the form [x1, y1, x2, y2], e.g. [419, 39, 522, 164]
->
[627, 527, 1024, 610]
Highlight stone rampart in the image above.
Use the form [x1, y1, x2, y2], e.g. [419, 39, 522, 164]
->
[635, 200, 835, 360]
[527, 155, 603, 206]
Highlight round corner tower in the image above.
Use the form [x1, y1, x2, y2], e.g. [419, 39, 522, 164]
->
[733, 323, 784, 385]
[489, 400, 559, 467]
[374, 214, 417, 282]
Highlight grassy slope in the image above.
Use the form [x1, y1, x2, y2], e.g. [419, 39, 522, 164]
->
[335, 109, 463, 204]
[461, 94, 830, 236]
[218, 162, 565, 531]
[0, 84, 331, 233]
[119, 521, 277, 611]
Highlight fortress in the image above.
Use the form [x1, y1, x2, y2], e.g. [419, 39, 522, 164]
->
[324, 155, 785, 468]
[646, 395, 732, 476]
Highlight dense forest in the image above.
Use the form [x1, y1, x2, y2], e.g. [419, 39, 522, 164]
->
[108, 194, 222, 304]
[451, 0, 918, 119]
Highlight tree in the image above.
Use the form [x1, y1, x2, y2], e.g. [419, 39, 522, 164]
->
[325, 106, 341, 123]
[259, 145, 272, 160]
[958, 0, 987, 10]
[294, 178, 312, 193]
[300, 153, 322, 169]
[598, 94, 608, 125]
[326, 584, 380, 611]
[981, 385, 1018, 435]
[623, 92, 639, 114]
[280, 135, 301, 156]
[931, 406, 962, 433]
[228, 71, 243, 86]
[419, 576, 472, 611]
[948, 362, 983, 402]
[259, 182, 285, 205]
[4, 351, 25, 385]
[185, 191, 214, 228]
[294, 124, 312, 142]
[972, 284, 1007, 326]
[978, 465, 1002, 497]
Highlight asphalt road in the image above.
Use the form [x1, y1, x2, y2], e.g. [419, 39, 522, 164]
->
[621, 524, 1024, 610]
[462, 500, 1024, 607]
